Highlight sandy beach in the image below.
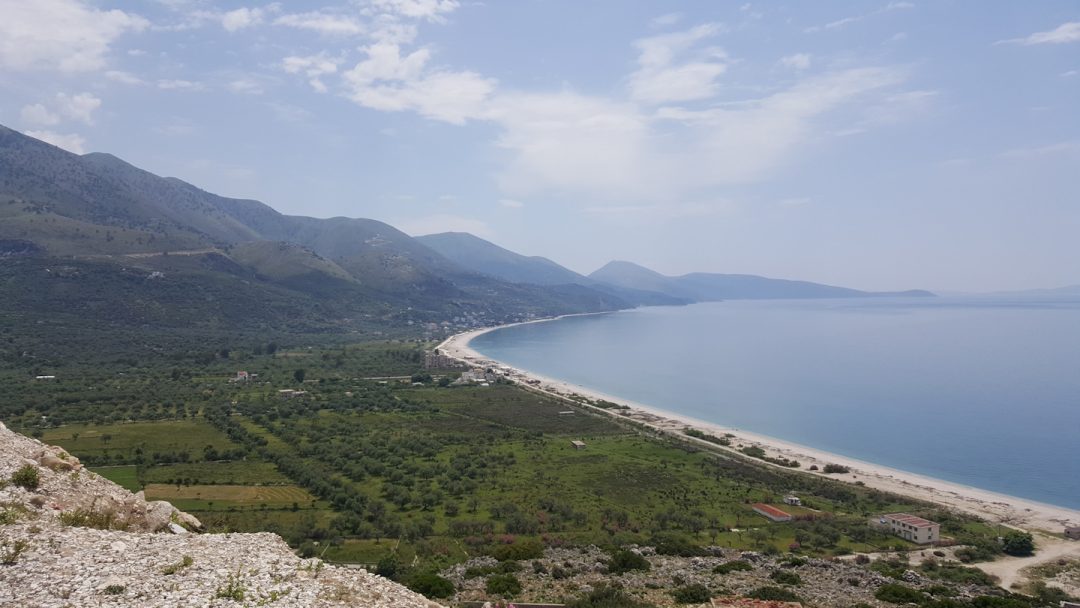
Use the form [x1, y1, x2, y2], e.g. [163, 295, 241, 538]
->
[437, 321, 1080, 536]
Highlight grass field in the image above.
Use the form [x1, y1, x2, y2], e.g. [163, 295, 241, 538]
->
[91, 465, 141, 491]
[144, 483, 315, 507]
[42, 419, 238, 460]
[140, 460, 291, 485]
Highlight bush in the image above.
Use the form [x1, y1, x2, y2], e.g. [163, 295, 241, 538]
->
[770, 570, 802, 586]
[491, 538, 543, 561]
[608, 549, 650, 574]
[649, 533, 707, 557]
[713, 560, 753, 574]
[408, 572, 455, 599]
[746, 586, 802, 602]
[566, 583, 655, 608]
[375, 555, 398, 580]
[671, 584, 711, 604]
[874, 583, 927, 604]
[1001, 531, 1034, 557]
[823, 464, 851, 474]
[485, 573, 522, 597]
[10, 465, 39, 490]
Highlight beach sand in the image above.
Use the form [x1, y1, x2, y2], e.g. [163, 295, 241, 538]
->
[437, 321, 1080, 536]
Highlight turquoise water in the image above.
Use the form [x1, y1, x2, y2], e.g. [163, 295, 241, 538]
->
[470, 297, 1080, 509]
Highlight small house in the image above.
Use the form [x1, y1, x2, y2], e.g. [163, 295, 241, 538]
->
[882, 513, 940, 544]
[571, 440, 587, 450]
[784, 495, 802, 506]
[35, 375, 56, 380]
[752, 503, 793, 522]
[1065, 526, 1080, 540]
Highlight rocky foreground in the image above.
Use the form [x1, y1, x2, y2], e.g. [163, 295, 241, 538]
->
[0, 422, 443, 608]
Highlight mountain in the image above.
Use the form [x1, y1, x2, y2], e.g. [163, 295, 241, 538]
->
[0, 125, 631, 361]
[417, 232, 687, 306]
[417, 232, 586, 285]
[590, 260, 935, 300]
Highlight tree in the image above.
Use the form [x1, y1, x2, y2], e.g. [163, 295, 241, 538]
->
[293, 368, 306, 384]
[1001, 530, 1034, 556]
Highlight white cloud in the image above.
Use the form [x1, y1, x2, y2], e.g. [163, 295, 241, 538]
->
[805, 2, 914, 34]
[20, 92, 101, 126]
[55, 92, 102, 124]
[370, 0, 459, 22]
[498, 198, 524, 209]
[628, 24, 728, 104]
[1000, 141, 1080, 158]
[282, 52, 342, 93]
[396, 213, 491, 237]
[0, 0, 148, 71]
[105, 70, 144, 85]
[20, 104, 60, 126]
[1061, 70, 1078, 78]
[157, 79, 204, 90]
[651, 13, 682, 27]
[221, 7, 267, 32]
[228, 78, 264, 95]
[24, 130, 87, 153]
[780, 53, 812, 70]
[342, 42, 495, 124]
[274, 11, 365, 35]
[999, 22, 1080, 45]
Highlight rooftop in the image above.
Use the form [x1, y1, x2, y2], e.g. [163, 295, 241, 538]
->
[885, 513, 937, 528]
[752, 503, 792, 519]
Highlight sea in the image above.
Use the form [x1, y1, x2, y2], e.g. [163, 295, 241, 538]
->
[469, 296, 1080, 510]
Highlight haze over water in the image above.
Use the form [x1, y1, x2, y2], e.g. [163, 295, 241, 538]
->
[471, 297, 1080, 509]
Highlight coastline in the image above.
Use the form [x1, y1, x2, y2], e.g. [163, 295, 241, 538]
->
[437, 322, 1080, 535]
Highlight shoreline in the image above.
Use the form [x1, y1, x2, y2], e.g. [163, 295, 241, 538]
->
[437, 321, 1080, 535]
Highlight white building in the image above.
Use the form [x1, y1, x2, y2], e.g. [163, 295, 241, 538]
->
[882, 513, 940, 544]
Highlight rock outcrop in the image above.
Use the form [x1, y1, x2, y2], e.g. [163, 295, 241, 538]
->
[0, 423, 444, 608]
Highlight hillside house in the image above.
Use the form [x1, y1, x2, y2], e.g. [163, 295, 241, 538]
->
[752, 503, 793, 522]
[571, 440, 587, 450]
[784, 495, 802, 506]
[1066, 526, 1080, 540]
[882, 513, 940, 544]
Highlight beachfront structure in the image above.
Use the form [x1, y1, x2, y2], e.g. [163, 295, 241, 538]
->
[1066, 526, 1080, 540]
[571, 440, 587, 450]
[752, 503, 793, 522]
[882, 513, 940, 544]
[784, 495, 802, 506]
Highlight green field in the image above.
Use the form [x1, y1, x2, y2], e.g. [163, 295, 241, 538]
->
[140, 460, 290, 485]
[42, 419, 239, 462]
[91, 465, 141, 491]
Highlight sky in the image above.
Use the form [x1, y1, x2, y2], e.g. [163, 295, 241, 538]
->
[0, 0, 1078, 292]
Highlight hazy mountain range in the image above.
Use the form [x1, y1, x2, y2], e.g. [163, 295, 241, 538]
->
[0, 125, 935, 351]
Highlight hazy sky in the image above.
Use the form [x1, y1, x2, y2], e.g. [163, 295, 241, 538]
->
[1, 1, 1078, 291]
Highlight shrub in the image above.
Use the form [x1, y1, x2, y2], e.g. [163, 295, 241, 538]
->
[1, 540, 29, 565]
[10, 465, 39, 490]
[608, 549, 650, 574]
[649, 533, 707, 557]
[713, 560, 753, 574]
[103, 585, 125, 595]
[214, 574, 246, 601]
[746, 586, 802, 602]
[671, 584, 711, 604]
[58, 509, 127, 531]
[408, 573, 455, 599]
[1001, 531, 1034, 557]
[161, 555, 193, 575]
[823, 464, 851, 474]
[491, 538, 543, 561]
[566, 583, 655, 608]
[874, 583, 927, 604]
[375, 555, 398, 580]
[854, 554, 871, 565]
[770, 570, 802, 586]
[485, 573, 522, 597]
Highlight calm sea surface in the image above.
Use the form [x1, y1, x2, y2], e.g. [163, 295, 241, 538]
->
[470, 297, 1080, 509]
